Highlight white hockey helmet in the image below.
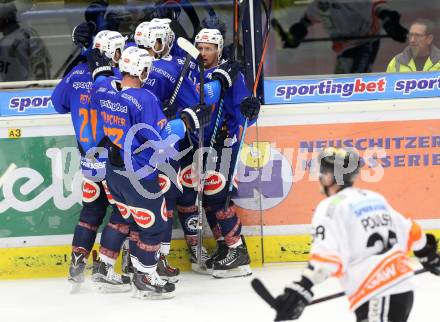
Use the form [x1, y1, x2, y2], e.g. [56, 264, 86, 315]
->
[134, 21, 150, 48]
[93, 30, 126, 63]
[119, 47, 153, 83]
[195, 28, 223, 61]
[151, 18, 175, 49]
[135, 20, 170, 56]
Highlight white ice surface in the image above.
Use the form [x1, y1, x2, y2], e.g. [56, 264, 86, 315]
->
[0, 263, 438, 322]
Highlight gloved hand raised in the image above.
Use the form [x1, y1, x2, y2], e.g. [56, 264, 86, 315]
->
[87, 48, 113, 81]
[211, 61, 240, 94]
[72, 21, 96, 48]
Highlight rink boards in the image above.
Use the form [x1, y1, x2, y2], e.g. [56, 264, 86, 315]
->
[0, 98, 440, 279]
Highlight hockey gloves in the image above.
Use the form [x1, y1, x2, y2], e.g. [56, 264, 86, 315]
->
[212, 61, 240, 95]
[378, 10, 408, 43]
[72, 21, 96, 48]
[240, 96, 261, 122]
[84, 0, 108, 26]
[180, 104, 212, 131]
[284, 18, 309, 48]
[414, 234, 440, 276]
[274, 277, 313, 321]
[87, 48, 113, 81]
[202, 15, 226, 37]
[162, 100, 178, 121]
[152, 3, 181, 20]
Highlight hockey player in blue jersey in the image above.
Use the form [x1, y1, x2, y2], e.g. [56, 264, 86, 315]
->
[176, 28, 261, 278]
[126, 18, 238, 279]
[90, 46, 211, 298]
[51, 29, 125, 290]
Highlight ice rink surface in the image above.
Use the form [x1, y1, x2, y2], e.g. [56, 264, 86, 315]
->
[0, 263, 438, 322]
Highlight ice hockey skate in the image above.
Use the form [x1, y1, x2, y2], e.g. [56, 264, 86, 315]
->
[205, 240, 228, 270]
[92, 257, 131, 293]
[132, 270, 176, 300]
[212, 243, 252, 279]
[189, 244, 211, 274]
[156, 254, 180, 283]
[68, 250, 87, 293]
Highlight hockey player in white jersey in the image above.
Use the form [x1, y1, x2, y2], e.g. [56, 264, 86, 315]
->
[271, 147, 440, 321]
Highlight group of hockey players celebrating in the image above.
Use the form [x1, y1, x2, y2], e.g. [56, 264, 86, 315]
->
[52, 13, 260, 299]
[51, 4, 440, 321]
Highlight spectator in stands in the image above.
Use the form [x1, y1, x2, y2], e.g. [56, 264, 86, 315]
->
[275, 0, 408, 74]
[0, 0, 52, 81]
[387, 19, 440, 72]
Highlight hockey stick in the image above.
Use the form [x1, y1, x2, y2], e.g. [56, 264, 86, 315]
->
[252, 267, 428, 308]
[196, 46, 205, 266]
[170, 37, 200, 105]
[175, 37, 207, 265]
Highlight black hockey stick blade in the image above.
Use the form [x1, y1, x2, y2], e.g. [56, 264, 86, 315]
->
[251, 278, 277, 309]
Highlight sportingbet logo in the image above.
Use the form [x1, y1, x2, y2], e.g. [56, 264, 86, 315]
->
[9, 96, 53, 112]
[394, 77, 440, 95]
[72, 82, 92, 90]
[275, 78, 386, 100]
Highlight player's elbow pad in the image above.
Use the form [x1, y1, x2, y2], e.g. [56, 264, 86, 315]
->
[160, 119, 186, 141]
[204, 80, 221, 105]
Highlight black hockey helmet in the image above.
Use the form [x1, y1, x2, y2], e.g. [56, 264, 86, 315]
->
[318, 147, 360, 187]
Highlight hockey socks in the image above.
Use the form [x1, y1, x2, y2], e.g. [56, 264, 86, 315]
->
[214, 204, 242, 246]
[177, 205, 199, 240]
[99, 222, 130, 264]
[72, 221, 98, 253]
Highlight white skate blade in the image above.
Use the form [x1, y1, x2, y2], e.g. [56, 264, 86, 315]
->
[191, 263, 211, 275]
[159, 275, 179, 283]
[132, 288, 176, 300]
[212, 265, 252, 279]
[94, 281, 132, 293]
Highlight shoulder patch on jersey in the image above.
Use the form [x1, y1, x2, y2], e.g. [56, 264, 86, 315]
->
[121, 92, 142, 111]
